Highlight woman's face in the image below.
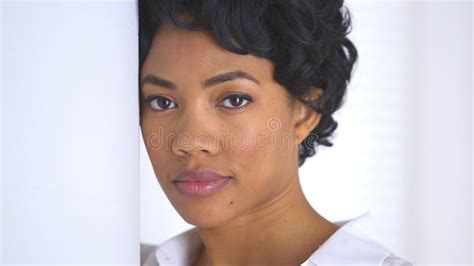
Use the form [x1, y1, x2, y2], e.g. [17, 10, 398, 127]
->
[140, 24, 319, 227]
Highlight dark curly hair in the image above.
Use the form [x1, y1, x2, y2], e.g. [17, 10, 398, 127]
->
[139, 0, 358, 167]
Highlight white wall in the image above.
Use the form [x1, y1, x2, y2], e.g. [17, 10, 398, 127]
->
[140, 1, 472, 265]
[1, 1, 139, 264]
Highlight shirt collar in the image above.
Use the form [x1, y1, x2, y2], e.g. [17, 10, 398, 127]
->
[154, 211, 392, 265]
[154, 227, 202, 265]
[304, 212, 392, 265]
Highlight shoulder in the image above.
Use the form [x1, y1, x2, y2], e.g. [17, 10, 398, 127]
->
[142, 213, 414, 266]
[304, 212, 413, 266]
[305, 228, 412, 265]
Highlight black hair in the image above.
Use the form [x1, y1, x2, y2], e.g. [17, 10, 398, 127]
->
[139, 0, 358, 167]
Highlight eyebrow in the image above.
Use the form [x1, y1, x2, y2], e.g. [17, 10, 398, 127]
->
[140, 70, 260, 90]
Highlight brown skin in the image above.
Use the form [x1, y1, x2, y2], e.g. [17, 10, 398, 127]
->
[140, 24, 339, 266]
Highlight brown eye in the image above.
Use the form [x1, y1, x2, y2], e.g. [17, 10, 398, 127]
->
[146, 96, 177, 112]
[220, 94, 253, 109]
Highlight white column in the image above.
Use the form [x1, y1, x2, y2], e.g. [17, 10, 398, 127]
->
[1, 1, 139, 264]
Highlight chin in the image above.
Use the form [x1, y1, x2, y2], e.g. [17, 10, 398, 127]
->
[172, 200, 236, 228]
[182, 215, 225, 228]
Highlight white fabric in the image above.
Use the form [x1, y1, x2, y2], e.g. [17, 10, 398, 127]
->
[142, 212, 412, 266]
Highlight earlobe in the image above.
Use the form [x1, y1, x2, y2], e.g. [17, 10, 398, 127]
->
[292, 87, 323, 144]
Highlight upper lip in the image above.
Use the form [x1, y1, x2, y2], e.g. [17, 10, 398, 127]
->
[173, 168, 231, 182]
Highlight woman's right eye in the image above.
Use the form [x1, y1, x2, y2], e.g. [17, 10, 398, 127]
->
[145, 96, 177, 112]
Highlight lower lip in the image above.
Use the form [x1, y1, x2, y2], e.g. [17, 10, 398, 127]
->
[173, 177, 231, 197]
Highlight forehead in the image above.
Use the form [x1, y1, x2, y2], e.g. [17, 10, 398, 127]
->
[141, 24, 275, 83]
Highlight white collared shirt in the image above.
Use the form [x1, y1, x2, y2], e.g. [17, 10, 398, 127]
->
[142, 212, 412, 266]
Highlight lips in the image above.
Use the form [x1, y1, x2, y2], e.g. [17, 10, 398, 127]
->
[172, 168, 232, 197]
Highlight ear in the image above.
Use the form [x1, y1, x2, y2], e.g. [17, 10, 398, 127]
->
[291, 87, 323, 145]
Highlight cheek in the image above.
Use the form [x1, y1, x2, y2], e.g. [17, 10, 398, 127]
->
[227, 120, 294, 203]
[141, 122, 164, 159]
[228, 117, 296, 167]
[140, 120, 177, 182]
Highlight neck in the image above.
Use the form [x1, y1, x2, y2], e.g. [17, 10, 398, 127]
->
[195, 175, 339, 266]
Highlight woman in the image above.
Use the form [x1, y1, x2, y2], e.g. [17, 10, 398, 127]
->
[139, 0, 412, 265]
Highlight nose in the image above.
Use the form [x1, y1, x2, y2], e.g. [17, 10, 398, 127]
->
[171, 132, 220, 157]
[171, 113, 221, 158]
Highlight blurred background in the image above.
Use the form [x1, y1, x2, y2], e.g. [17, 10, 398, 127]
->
[1, 0, 472, 265]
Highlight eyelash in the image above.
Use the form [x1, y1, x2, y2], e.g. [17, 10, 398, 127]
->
[145, 94, 253, 112]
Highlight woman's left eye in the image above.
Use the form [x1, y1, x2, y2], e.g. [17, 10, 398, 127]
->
[220, 94, 253, 109]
